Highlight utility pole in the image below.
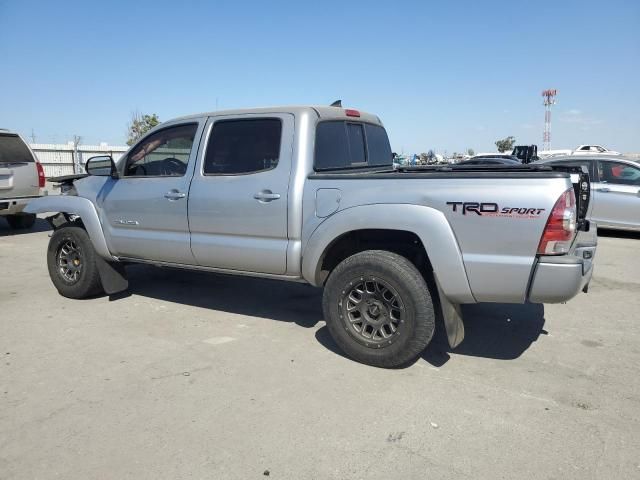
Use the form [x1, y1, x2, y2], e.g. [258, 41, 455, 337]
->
[30, 129, 36, 143]
[542, 89, 557, 151]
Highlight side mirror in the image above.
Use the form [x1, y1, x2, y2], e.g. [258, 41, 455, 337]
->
[85, 155, 118, 178]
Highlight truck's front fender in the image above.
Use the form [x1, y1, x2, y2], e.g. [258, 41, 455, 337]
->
[301, 204, 475, 304]
[24, 196, 112, 260]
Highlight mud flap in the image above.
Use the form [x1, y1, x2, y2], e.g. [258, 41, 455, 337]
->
[436, 278, 465, 349]
[95, 256, 129, 295]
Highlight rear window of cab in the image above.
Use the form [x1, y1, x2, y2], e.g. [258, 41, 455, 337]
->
[0, 134, 35, 163]
[314, 121, 392, 170]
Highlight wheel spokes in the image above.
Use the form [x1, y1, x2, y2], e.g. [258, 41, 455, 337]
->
[340, 276, 405, 346]
[56, 239, 83, 283]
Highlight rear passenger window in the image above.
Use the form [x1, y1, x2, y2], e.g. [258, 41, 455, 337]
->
[204, 119, 281, 175]
[314, 121, 392, 170]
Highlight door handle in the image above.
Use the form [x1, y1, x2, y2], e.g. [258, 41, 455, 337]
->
[164, 190, 186, 200]
[253, 190, 281, 202]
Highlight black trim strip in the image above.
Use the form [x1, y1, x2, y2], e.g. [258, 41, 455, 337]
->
[0, 195, 41, 200]
[309, 171, 569, 180]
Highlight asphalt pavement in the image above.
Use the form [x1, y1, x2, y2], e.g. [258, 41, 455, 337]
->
[1, 219, 639, 479]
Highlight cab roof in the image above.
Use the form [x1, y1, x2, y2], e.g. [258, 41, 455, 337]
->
[168, 105, 383, 126]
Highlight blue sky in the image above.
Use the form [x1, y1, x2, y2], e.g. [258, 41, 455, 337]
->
[1, 0, 638, 153]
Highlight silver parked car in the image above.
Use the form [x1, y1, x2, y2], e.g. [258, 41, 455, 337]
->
[0, 129, 46, 229]
[537, 155, 640, 231]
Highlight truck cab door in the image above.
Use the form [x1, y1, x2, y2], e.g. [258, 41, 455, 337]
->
[591, 160, 640, 229]
[188, 114, 293, 274]
[98, 121, 205, 264]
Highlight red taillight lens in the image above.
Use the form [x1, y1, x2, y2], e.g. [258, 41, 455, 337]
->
[537, 188, 577, 255]
[36, 161, 46, 188]
[345, 109, 360, 117]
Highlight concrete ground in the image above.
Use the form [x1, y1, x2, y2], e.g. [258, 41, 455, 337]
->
[1, 219, 639, 480]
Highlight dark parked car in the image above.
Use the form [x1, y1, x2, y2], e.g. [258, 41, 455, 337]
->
[458, 156, 521, 166]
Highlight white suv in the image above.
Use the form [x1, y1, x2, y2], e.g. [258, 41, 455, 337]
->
[0, 130, 46, 229]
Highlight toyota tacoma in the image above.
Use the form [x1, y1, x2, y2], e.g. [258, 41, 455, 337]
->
[26, 105, 597, 367]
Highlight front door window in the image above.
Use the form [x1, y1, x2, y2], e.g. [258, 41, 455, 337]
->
[125, 124, 198, 177]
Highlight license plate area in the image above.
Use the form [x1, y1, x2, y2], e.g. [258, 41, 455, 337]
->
[0, 168, 14, 190]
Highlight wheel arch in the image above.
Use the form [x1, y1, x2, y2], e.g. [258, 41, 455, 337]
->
[301, 204, 475, 304]
[24, 196, 113, 259]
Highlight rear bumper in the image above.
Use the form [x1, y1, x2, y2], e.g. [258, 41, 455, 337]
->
[527, 223, 597, 303]
[0, 195, 42, 215]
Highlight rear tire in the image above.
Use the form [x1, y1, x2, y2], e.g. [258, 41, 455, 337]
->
[6, 213, 36, 229]
[47, 225, 104, 299]
[322, 250, 435, 368]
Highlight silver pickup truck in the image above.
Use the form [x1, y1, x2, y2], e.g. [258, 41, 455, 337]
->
[26, 105, 597, 368]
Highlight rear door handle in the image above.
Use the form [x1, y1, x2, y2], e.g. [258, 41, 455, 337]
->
[253, 190, 281, 202]
[164, 190, 186, 200]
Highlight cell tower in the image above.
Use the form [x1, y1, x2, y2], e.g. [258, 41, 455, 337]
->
[542, 89, 557, 151]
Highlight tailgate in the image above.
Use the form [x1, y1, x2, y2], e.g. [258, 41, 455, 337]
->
[0, 133, 39, 199]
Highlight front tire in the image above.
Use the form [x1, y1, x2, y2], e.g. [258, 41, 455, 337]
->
[6, 213, 36, 229]
[322, 250, 435, 368]
[47, 225, 104, 299]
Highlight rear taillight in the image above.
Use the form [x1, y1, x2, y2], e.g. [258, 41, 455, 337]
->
[36, 161, 46, 188]
[537, 188, 577, 255]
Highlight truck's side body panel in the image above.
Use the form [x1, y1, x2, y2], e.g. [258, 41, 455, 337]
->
[301, 174, 570, 303]
[300, 203, 476, 303]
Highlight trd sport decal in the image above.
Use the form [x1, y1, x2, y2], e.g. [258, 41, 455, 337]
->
[446, 202, 545, 217]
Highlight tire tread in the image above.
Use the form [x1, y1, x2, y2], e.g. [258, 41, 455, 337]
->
[322, 250, 435, 368]
[47, 225, 104, 299]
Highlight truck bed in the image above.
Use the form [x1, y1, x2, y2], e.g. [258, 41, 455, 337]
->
[304, 163, 590, 303]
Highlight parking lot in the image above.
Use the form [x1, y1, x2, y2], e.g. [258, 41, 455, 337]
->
[1, 219, 639, 479]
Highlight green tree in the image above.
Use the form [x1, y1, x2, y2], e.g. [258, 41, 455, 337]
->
[466, 148, 475, 156]
[495, 136, 516, 153]
[126, 112, 160, 146]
